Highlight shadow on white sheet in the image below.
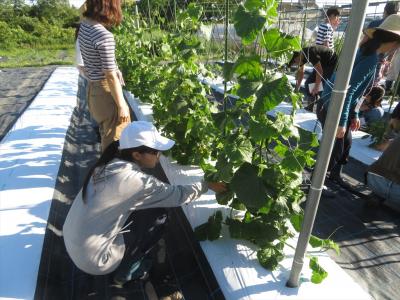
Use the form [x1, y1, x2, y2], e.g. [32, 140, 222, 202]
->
[0, 67, 78, 300]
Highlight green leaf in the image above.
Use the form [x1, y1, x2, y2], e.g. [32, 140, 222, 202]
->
[234, 5, 266, 45]
[234, 55, 264, 81]
[261, 28, 301, 59]
[252, 76, 292, 116]
[244, 0, 264, 11]
[187, 3, 203, 21]
[225, 136, 253, 165]
[257, 246, 284, 270]
[223, 62, 235, 81]
[230, 198, 247, 211]
[249, 118, 278, 142]
[215, 156, 234, 182]
[236, 78, 261, 98]
[290, 213, 303, 232]
[299, 128, 319, 151]
[309, 257, 328, 284]
[216, 190, 234, 205]
[231, 163, 267, 211]
[194, 211, 223, 241]
[274, 142, 288, 158]
[309, 236, 340, 255]
[281, 149, 307, 172]
[226, 217, 280, 245]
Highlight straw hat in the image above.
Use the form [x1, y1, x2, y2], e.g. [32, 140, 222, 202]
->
[364, 13, 400, 38]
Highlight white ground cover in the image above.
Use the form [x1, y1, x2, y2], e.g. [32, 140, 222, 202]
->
[0, 67, 78, 300]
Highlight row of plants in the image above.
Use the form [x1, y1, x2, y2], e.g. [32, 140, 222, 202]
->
[0, 1, 79, 49]
[115, 0, 339, 284]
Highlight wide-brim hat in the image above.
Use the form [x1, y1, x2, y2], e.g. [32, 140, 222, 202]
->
[364, 13, 400, 38]
[119, 121, 175, 151]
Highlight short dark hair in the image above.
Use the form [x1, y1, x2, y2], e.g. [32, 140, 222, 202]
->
[326, 7, 340, 18]
[287, 51, 301, 68]
[385, 2, 399, 16]
[367, 86, 385, 106]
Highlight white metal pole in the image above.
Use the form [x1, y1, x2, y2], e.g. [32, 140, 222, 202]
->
[286, 0, 370, 288]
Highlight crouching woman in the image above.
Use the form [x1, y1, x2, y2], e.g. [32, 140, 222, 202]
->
[63, 121, 226, 285]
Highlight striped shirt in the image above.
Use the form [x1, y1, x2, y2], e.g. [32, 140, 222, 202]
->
[78, 21, 117, 81]
[315, 23, 334, 49]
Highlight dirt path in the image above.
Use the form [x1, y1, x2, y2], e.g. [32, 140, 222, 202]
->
[0, 66, 56, 141]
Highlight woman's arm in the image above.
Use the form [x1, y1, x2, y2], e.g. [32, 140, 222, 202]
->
[311, 62, 323, 95]
[104, 70, 130, 123]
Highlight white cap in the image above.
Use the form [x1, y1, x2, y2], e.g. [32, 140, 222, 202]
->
[119, 121, 175, 151]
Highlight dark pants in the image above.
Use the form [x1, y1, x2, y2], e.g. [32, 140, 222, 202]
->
[317, 102, 352, 172]
[116, 208, 168, 274]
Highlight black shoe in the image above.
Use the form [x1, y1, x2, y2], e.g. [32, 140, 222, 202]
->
[329, 175, 355, 190]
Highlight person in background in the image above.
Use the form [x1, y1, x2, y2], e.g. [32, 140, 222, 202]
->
[375, 100, 400, 151]
[63, 121, 226, 287]
[359, 86, 385, 129]
[78, 0, 130, 151]
[315, 7, 341, 49]
[368, 2, 399, 30]
[385, 49, 400, 93]
[366, 136, 400, 211]
[318, 14, 400, 187]
[361, 2, 400, 86]
[288, 45, 338, 111]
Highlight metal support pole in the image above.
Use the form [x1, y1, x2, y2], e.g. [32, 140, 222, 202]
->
[301, 0, 309, 48]
[286, 0, 369, 288]
[223, 0, 229, 113]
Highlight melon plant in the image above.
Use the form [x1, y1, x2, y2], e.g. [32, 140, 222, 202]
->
[195, 0, 339, 284]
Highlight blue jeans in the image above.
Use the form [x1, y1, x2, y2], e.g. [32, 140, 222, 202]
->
[367, 172, 400, 210]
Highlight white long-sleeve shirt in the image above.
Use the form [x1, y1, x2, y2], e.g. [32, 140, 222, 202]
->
[63, 158, 207, 275]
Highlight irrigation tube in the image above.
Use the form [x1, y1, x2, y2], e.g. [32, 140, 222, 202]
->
[286, 0, 369, 288]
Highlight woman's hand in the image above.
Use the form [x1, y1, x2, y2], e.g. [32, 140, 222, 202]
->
[207, 182, 227, 193]
[116, 70, 125, 86]
[311, 84, 320, 96]
[118, 103, 130, 123]
[350, 118, 361, 131]
[336, 126, 346, 139]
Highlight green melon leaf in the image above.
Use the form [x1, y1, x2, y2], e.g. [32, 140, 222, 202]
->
[231, 163, 267, 210]
[309, 257, 328, 284]
[234, 5, 266, 45]
[252, 76, 292, 116]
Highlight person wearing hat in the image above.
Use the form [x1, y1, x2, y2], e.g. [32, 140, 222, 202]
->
[318, 14, 400, 187]
[361, 2, 400, 86]
[63, 121, 226, 286]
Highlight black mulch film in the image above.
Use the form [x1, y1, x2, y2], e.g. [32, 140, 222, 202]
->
[34, 85, 224, 300]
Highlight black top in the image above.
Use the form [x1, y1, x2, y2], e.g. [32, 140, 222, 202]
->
[301, 45, 338, 80]
[392, 101, 400, 119]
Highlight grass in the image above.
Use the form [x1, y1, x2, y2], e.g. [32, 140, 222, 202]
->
[0, 46, 75, 68]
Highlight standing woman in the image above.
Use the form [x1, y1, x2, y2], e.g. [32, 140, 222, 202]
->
[79, 0, 130, 151]
[63, 121, 226, 286]
[318, 14, 400, 185]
